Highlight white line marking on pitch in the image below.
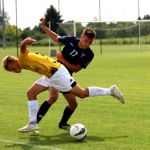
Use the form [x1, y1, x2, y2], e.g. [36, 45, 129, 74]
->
[0, 138, 63, 150]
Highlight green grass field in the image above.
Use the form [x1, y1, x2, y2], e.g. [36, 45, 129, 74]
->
[0, 45, 150, 150]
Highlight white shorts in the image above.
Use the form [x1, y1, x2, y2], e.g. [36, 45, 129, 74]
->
[35, 65, 76, 92]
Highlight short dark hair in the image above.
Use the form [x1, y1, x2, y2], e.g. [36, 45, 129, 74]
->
[82, 28, 96, 39]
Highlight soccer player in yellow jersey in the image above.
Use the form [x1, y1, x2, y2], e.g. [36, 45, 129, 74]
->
[3, 37, 125, 132]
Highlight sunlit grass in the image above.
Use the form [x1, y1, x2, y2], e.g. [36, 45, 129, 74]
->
[0, 45, 150, 150]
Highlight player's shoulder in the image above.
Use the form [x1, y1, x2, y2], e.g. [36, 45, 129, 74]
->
[66, 36, 79, 44]
[59, 35, 77, 42]
[67, 36, 78, 41]
[85, 48, 94, 58]
[87, 47, 94, 54]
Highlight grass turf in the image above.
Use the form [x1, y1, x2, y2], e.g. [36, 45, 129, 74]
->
[0, 45, 150, 150]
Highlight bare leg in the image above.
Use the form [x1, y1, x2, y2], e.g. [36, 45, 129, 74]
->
[18, 84, 47, 132]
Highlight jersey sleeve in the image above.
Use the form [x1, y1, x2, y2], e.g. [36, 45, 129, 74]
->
[58, 36, 73, 44]
[79, 50, 94, 69]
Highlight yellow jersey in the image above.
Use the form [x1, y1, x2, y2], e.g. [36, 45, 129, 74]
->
[18, 48, 61, 77]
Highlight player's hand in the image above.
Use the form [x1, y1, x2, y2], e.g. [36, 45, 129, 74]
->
[21, 37, 36, 46]
[20, 37, 36, 53]
[40, 18, 46, 27]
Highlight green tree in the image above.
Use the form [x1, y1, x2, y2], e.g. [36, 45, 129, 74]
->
[44, 5, 63, 34]
[20, 27, 33, 40]
[0, 11, 8, 46]
[0, 11, 8, 25]
[6, 23, 16, 42]
[143, 14, 150, 20]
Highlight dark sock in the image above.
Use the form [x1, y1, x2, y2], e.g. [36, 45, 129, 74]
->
[59, 106, 74, 126]
[37, 101, 51, 124]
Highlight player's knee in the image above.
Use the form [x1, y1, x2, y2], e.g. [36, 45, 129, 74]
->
[78, 93, 88, 99]
[27, 89, 37, 99]
[47, 95, 58, 104]
[69, 102, 78, 110]
[78, 89, 89, 98]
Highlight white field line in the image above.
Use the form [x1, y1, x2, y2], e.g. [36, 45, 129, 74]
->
[0, 138, 63, 150]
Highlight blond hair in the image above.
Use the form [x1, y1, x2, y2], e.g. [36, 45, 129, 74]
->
[82, 28, 96, 39]
[2, 55, 17, 71]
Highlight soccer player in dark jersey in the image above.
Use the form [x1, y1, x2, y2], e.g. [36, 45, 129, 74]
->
[3, 37, 125, 132]
[34, 18, 124, 131]
[36, 18, 96, 130]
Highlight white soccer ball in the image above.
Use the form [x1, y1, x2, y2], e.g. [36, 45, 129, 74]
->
[70, 123, 87, 141]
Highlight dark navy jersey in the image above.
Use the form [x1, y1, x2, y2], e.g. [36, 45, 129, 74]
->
[58, 36, 94, 69]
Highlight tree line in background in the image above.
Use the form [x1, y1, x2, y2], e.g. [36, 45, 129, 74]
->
[0, 5, 150, 47]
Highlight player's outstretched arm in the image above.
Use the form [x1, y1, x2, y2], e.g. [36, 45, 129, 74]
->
[40, 18, 59, 42]
[20, 37, 36, 53]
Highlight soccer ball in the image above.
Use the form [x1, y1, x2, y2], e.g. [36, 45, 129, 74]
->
[70, 123, 87, 141]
